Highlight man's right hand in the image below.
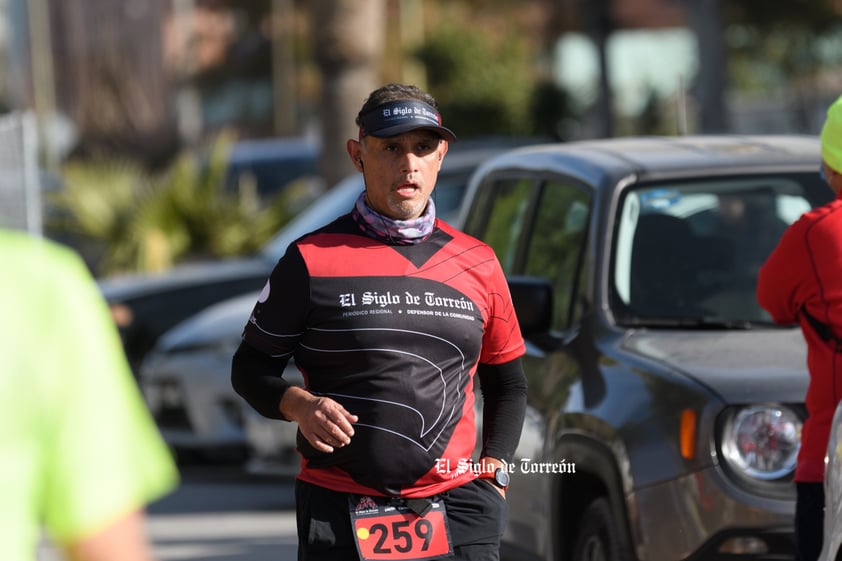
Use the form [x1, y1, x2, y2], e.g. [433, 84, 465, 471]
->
[279, 386, 358, 453]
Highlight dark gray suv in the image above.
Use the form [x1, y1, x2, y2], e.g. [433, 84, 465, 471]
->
[457, 136, 831, 561]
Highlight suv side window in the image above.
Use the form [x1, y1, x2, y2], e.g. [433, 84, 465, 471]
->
[466, 177, 537, 274]
[522, 179, 591, 332]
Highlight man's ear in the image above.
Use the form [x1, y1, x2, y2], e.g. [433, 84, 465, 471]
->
[347, 139, 364, 173]
[437, 140, 449, 168]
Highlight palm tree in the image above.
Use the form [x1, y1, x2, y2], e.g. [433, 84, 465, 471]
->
[682, 0, 728, 133]
[309, 0, 385, 188]
[583, 0, 614, 138]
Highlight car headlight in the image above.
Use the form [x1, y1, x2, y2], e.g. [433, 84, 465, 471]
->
[720, 404, 801, 481]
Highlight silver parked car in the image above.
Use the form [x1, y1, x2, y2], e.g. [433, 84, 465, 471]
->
[455, 135, 831, 561]
[138, 142, 526, 464]
[820, 401, 842, 561]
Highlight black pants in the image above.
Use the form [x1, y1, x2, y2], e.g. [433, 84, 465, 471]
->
[296, 479, 508, 561]
[795, 482, 825, 561]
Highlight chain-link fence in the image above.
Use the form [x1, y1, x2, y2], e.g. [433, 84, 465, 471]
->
[0, 111, 40, 234]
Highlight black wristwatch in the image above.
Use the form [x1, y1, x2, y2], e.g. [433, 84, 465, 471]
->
[480, 467, 510, 490]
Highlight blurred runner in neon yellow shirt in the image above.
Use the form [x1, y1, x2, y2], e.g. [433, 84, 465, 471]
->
[0, 229, 179, 561]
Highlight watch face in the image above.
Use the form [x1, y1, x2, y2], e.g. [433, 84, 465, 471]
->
[495, 468, 510, 488]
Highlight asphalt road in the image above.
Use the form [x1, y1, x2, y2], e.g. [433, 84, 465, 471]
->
[38, 464, 300, 561]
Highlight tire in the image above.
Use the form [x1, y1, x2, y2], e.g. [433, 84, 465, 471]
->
[571, 497, 627, 561]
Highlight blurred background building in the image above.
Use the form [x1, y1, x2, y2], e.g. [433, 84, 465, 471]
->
[1, 0, 841, 268]
[3, 0, 841, 168]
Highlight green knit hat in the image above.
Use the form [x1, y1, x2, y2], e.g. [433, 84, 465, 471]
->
[821, 95, 842, 173]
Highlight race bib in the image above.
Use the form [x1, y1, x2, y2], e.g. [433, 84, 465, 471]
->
[350, 497, 453, 561]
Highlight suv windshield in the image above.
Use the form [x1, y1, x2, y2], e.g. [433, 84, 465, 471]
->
[612, 173, 829, 327]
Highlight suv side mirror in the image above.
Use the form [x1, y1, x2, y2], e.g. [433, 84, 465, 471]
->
[508, 276, 553, 336]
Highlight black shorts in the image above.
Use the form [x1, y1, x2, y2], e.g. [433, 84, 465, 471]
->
[795, 482, 825, 561]
[295, 478, 508, 561]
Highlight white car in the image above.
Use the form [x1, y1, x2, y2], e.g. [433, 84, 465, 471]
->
[138, 142, 524, 466]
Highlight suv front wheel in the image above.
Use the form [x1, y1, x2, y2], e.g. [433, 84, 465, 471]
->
[572, 497, 630, 561]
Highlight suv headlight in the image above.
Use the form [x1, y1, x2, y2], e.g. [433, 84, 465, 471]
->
[720, 404, 801, 481]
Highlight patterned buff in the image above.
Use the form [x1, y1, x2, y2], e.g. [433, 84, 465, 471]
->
[351, 191, 436, 245]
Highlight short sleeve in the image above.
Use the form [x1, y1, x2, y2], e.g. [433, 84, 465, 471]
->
[479, 255, 526, 365]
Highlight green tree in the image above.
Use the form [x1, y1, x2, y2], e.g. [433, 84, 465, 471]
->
[725, 0, 842, 131]
[530, 80, 574, 140]
[46, 158, 150, 274]
[414, 23, 536, 137]
[46, 132, 299, 276]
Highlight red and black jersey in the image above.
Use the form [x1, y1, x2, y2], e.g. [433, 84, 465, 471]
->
[242, 214, 525, 497]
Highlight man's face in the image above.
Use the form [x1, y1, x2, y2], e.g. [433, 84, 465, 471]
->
[348, 130, 448, 220]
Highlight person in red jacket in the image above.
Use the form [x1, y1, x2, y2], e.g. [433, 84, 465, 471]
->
[757, 94, 842, 561]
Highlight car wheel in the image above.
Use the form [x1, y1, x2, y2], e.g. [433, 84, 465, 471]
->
[572, 497, 625, 561]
